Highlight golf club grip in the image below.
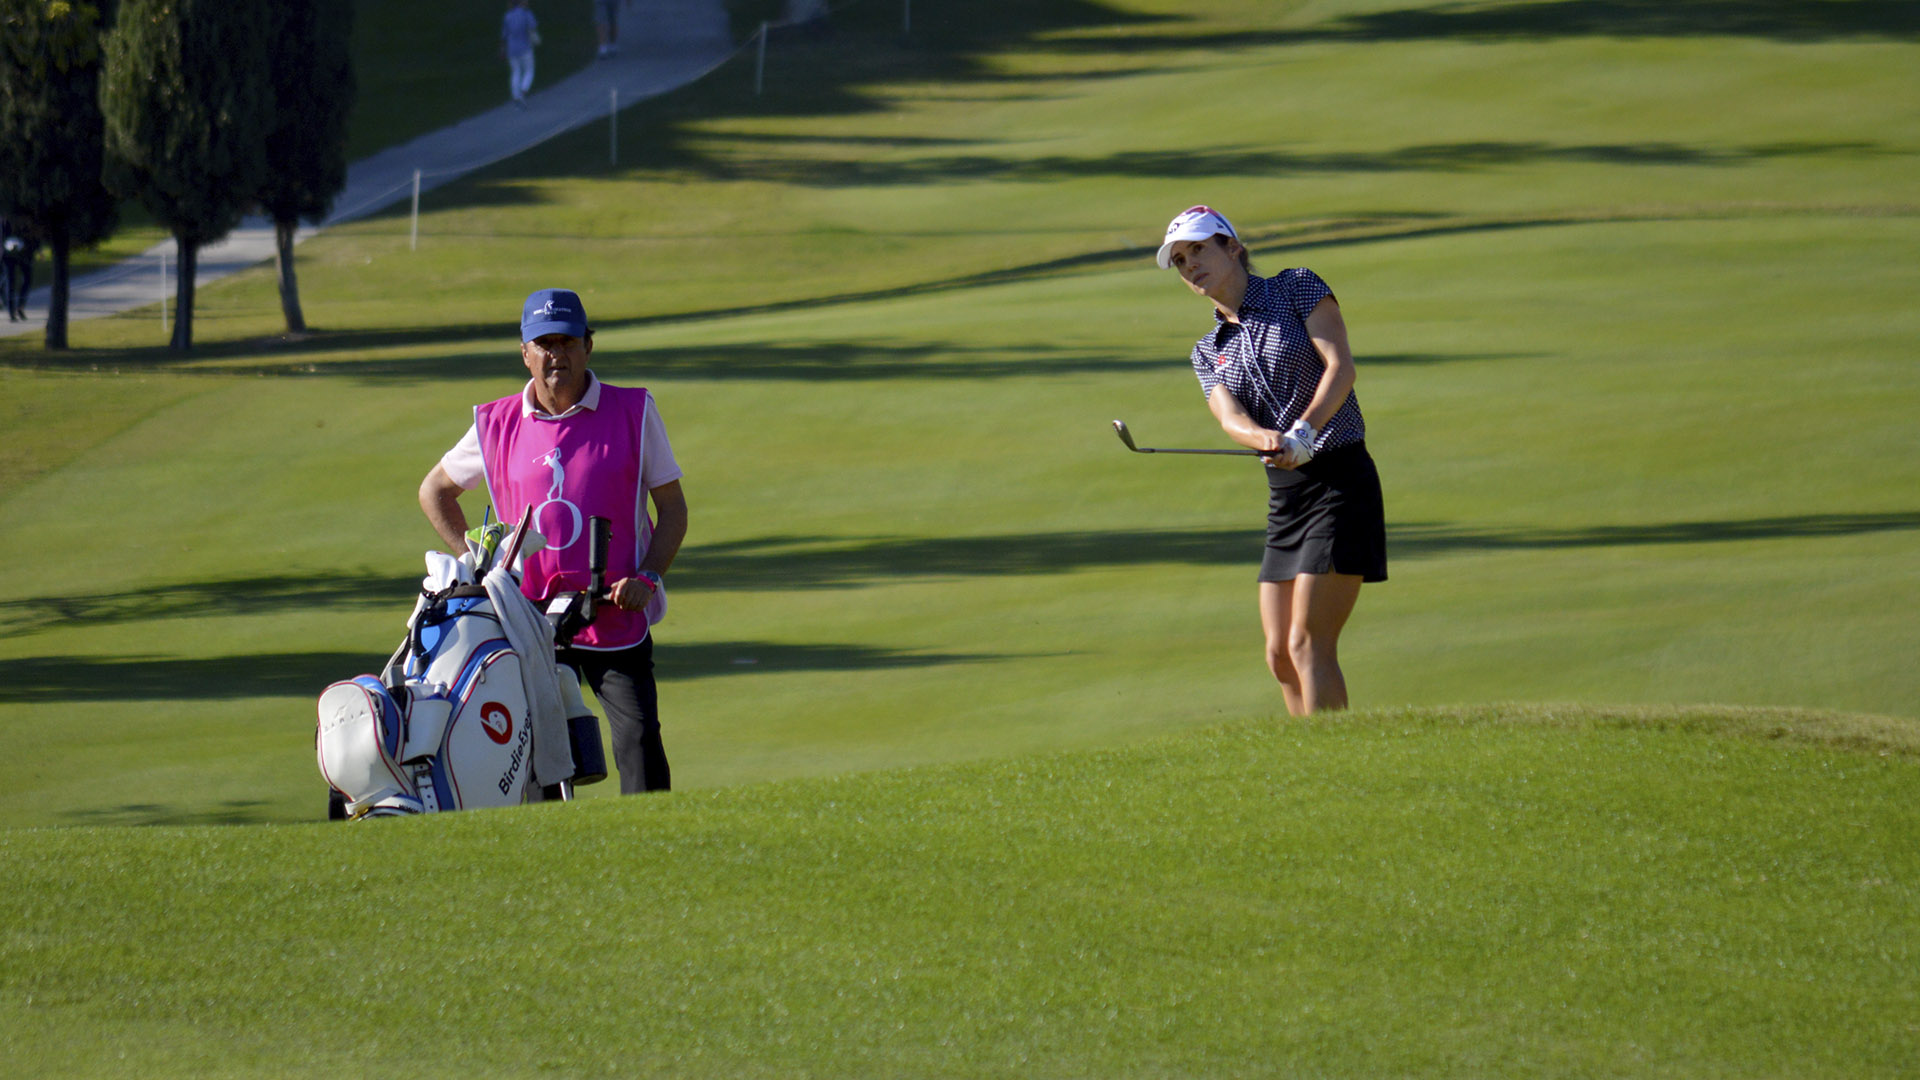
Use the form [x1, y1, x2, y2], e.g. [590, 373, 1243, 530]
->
[588, 516, 610, 576]
[497, 505, 537, 571]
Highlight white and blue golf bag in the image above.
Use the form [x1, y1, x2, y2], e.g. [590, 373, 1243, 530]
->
[317, 520, 609, 818]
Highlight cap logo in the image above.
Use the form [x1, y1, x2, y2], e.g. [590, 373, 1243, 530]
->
[534, 299, 571, 317]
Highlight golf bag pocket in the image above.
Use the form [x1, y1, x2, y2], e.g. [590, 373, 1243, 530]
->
[397, 690, 452, 762]
[317, 676, 419, 817]
[556, 665, 608, 785]
[430, 644, 536, 811]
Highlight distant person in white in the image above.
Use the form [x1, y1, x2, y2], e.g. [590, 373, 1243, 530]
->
[502, 0, 539, 106]
[593, 0, 620, 58]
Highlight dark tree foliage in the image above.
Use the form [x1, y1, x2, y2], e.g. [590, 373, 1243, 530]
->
[259, 0, 355, 333]
[101, 0, 273, 350]
[0, 0, 121, 349]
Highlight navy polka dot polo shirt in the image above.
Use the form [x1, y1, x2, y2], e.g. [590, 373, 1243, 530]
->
[1188, 268, 1365, 452]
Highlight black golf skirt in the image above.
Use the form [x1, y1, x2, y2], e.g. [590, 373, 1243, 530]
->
[1260, 441, 1388, 583]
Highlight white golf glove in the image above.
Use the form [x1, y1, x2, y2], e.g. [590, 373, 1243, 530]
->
[1275, 419, 1317, 467]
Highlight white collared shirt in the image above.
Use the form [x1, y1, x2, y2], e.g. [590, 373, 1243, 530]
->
[438, 372, 681, 492]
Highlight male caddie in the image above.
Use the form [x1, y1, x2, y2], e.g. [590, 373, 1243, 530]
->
[419, 288, 687, 793]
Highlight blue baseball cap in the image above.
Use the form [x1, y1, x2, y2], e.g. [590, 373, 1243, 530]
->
[521, 288, 590, 342]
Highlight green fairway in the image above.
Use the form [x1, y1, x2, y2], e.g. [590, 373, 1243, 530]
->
[2, 1, 1917, 1072]
[4, 707, 1918, 1077]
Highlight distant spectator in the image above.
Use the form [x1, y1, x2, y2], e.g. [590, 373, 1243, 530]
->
[593, 0, 621, 58]
[0, 219, 14, 322]
[785, 0, 828, 26]
[502, 0, 539, 106]
[1, 220, 35, 323]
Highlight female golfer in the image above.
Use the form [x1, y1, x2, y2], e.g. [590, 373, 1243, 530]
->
[1156, 205, 1386, 714]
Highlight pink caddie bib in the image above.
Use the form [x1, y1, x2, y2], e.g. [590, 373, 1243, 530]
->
[475, 384, 654, 650]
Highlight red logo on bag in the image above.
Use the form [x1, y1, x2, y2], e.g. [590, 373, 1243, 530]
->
[480, 702, 513, 744]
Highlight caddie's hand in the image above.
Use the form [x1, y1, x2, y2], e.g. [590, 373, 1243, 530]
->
[605, 577, 654, 612]
[606, 571, 664, 612]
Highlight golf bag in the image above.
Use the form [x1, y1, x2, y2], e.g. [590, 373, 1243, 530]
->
[317, 517, 611, 818]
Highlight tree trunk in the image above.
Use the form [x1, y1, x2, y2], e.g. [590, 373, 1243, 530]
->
[170, 236, 196, 351]
[274, 217, 305, 332]
[45, 229, 70, 350]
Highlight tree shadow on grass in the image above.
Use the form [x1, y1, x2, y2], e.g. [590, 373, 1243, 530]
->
[457, 0, 1912, 200]
[0, 639, 1010, 704]
[0, 652, 386, 704]
[656, 640, 1009, 680]
[1391, 512, 1920, 555]
[4, 512, 1910, 699]
[63, 800, 279, 828]
[1039, 0, 1920, 51]
[1281, 0, 1920, 45]
[4, 186, 1853, 378]
[0, 571, 418, 641]
[673, 511, 1920, 591]
[608, 138, 1890, 188]
[8, 512, 1911, 641]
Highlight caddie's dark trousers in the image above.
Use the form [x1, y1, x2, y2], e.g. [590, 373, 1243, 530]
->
[558, 637, 669, 794]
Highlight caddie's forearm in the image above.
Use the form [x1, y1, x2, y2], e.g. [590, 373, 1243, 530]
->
[642, 481, 688, 576]
[419, 465, 471, 553]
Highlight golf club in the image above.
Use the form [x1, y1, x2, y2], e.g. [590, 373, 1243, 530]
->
[1112, 419, 1267, 456]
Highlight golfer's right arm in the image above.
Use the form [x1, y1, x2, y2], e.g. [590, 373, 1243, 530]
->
[1208, 385, 1284, 458]
[420, 464, 471, 553]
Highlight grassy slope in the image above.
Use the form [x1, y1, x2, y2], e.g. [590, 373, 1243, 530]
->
[2, 2, 1918, 1073]
[3, 706, 1917, 1077]
[3, 0, 1915, 824]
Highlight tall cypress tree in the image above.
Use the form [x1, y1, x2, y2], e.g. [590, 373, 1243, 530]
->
[101, 0, 273, 350]
[259, 0, 355, 334]
[0, 0, 121, 349]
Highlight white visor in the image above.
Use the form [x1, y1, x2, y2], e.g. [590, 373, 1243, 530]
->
[1155, 205, 1237, 269]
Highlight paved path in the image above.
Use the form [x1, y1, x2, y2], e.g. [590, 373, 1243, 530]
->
[2, 0, 734, 339]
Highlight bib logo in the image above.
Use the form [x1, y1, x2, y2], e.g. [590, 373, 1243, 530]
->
[532, 448, 585, 550]
[480, 701, 514, 744]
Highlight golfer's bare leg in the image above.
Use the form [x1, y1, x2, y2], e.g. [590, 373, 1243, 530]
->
[1287, 572, 1362, 712]
[1259, 580, 1307, 715]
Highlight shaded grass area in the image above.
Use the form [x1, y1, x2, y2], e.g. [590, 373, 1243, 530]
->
[6, 510, 1918, 643]
[3, 706, 1917, 1077]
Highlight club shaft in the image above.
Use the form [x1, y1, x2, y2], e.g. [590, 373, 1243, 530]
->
[1134, 446, 1264, 455]
[1113, 419, 1263, 456]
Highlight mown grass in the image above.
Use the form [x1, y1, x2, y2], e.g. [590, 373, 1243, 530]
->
[3, 705, 1917, 1077]
[1, 3, 1917, 1071]
[2, 0, 1915, 821]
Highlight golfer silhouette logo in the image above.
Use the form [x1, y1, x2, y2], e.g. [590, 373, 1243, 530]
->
[532, 448, 585, 550]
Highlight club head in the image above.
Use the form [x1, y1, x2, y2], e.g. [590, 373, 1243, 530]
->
[1112, 420, 1143, 452]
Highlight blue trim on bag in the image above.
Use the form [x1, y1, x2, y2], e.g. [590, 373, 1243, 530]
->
[351, 675, 404, 759]
[425, 757, 455, 809]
